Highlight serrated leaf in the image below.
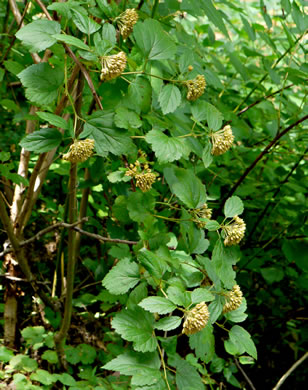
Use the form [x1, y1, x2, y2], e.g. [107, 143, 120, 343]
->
[36, 112, 68, 129]
[19, 128, 62, 153]
[206, 102, 223, 131]
[191, 288, 215, 303]
[102, 258, 140, 295]
[212, 239, 240, 288]
[53, 373, 76, 386]
[189, 324, 215, 363]
[175, 358, 205, 390]
[102, 23, 116, 46]
[71, 8, 101, 35]
[224, 325, 257, 359]
[202, 142, 213, 168]
[158, 84, 181, 115]
[224, 196, 244, 218]
[134, 19, 176, 60]
[137, 248, 168, 279]
[76, 344, 96, 364]
[52, 34, 91, 51]
[47, 2, 71, 18]
[146, 129, 190, 163]
[21, 326, 45, 346]
[114, 107, 142, 129]
[154, 316, 182, 331]
[208, 296, 224, 324]
[10, 355, 38, 372]
[139, 297, 177, 314]
[127, 76, 152, 114]
[18, 63, 64, 105]
[103, 351, 160, 377]
[16, 20, 61, 52]
[164, 166, 207, 209]
[112, 306, 157, 352]
[224, 298, 248, 323]
[0, 346, 14, 363]
[81, 110, 135, 157]
[3, 60, 24, 75]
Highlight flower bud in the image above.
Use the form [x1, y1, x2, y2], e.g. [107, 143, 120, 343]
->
[100, 52, 127, 81]
[211, 125, 234, 156]
[223, 285, 243, 313]
[185, 75, 206, 101]
[223, 216, 246, 246]
[118, 9, 139, 39]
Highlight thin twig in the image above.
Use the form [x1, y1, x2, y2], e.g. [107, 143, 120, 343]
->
[272, 352, 308, 390]
[71, 227, 139, 245]
[225, 115, 308, 200]
[234, 358, 256, 390]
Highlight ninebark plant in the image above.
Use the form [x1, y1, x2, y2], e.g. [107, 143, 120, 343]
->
[0, 0, 307, 389]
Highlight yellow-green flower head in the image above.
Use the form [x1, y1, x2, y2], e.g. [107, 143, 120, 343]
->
[211, 125, 234, 156]
[223, 284, 243, 313]
[223, 216, 246, 246]
[118, 9, 139, 39]
[190, 203, 212, 228]
[62, 139, 95, 163]
[182, 302, 210, 335]
[100, 51, 127, 81]
[135, 172, 157, 192]
[186, 75, 206, 101]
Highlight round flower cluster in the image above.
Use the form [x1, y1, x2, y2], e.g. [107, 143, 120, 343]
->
[223, 284, 243, 313]
[100, 52, 127, 81]
[223, 216, 246, 246]
[117, 8, 138, 39]
[62, 139, 95, 163]
[125, 160, 158, 192]
[185, 75, 206, 101]
[211, 125, 234, 156]
[190, 203, 212, 228]
[182, 302, 210, 335]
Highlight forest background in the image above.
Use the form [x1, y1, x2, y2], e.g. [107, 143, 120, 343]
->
[0, 0, 307, 389]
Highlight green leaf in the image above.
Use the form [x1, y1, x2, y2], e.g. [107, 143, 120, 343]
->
[228, 51, 249, 81]
[158, 84, 182, 115]
[3, 60, 24, 75]
[102, 23, 117, 46]
[64, 346, 80, 365]
[282, 240, 308, 272]
[71, 8, 101, 35]
[103, 351, 160, 379]
[206, 102, 223, 131]
[224, 298, 248, 323]
[19, 128, 62, 153]
[154, 316, 182, 331]
[204, 220, 220, 231]
[0, 346, 14, 362]
[16, 20, 61, 52]
[127, 76, 152, 113]
[21, 326, 45, 347]
[41, 350, 58, 364]
[164, 166, 207, 209]
[189, 324, 215, 363]
[30, 369, 56, 385]
[139, 297, 177, 314]
[202, 142, 213, 168]
[224, 325, 257, 359]
[114, 107, 142, 129]
[53, 373, 76, 386]
[146, 129, 190, 163]
[224, 196, 244, 218]
[36, 112, 68, 129]
[137, 248, 168, 279]
[47, 2, 71, 18]
[260, 267, 284, 284]
[102, 258, 140, 295]
[134, 19, 176, 60]
[112, 306, 158, 352]
[202, 0, 229, 38]
[191, 288, 215, 303]
[0, 68, 4, 82]
[175, 358, 205, 390]
[9, 355, 38, 372]
[81, 110, 135, 157]
[76, 344, 96, 364]
[240, 15, 256, 41]
[127, 191, 155, 223]
[208, 296, 224, 324]
[52, 34, 91, 51]
[18, 63, 64, 105]
[212, 240, 240, 288]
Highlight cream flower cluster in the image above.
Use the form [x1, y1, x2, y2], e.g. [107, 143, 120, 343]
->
[117, 9, 138, 39]
[223, 285, 243, 313]
[182, 302, 210, 335]
[190, 203, 212, 228]
[125, 160, 157, 192]
[185, 75, 206, 101]
[223, 216, 246, 246]
[211, 125, 234, 156]
[62, 139, 95, 163]
[100, 52, 127, 81]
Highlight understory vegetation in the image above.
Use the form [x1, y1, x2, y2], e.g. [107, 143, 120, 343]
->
[0, 0, 307, 389]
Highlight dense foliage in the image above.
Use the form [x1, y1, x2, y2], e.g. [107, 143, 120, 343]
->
[0, 0, 307, 389]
